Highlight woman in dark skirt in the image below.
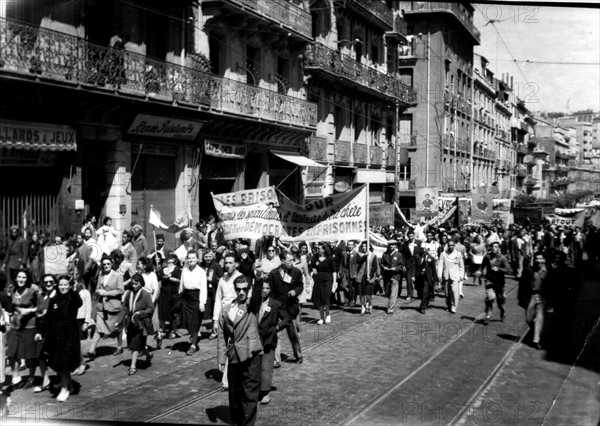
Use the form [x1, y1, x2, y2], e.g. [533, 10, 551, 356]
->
[40, 275, 82, 402]
[6, 270, 39, 389]
[157, 255, 181, 341]
[32, 274, 57, 393]
[124, 274, 154, 375]
[310, 243, 336, 325]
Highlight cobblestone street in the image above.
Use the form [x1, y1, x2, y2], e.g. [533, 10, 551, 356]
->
[4, 264, 599, 425]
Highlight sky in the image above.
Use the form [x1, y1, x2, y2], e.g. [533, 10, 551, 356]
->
[472, 3, 600, 113]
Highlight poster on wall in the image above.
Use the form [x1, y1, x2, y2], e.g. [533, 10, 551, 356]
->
[471, 192, 494, 224]
[369, 203, 394, 227]
[415, 187, 438, 219]
[492, 199, 513, 226]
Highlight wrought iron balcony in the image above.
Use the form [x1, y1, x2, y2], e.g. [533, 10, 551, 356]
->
[524, 155, 536, 166]
[399, 38, 417, 58]
[371, 145, 383, 166]
[303, 43, 416, 105]
[386, 14, 408, 40]
[401, 1, 481, 44]
[354, 143, 368, 164]
[205, 0, 312, 40]
[334, 140, 351, 163]
[523, 175, 539, 187]
[308, 136, 328, 162]
[386, 147, 396, 167]
[346, 0, 393, 30]
[557, 164, 570, 173]
[0, 17, 317, 128]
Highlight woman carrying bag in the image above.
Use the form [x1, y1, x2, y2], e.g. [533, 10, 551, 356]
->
[124, 274, 154, 375]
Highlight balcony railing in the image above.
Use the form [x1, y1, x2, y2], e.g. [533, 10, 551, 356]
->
[303, 43, 416, 104]
[335, 140, 351, 163]
[516, 165, 527, 177]
[474, 146, 496, 160]
[523, 175, 539, 186]
[399, 37, 416, 58]
[355, 143, 368, 164]
[386, 14, 408, 39]
[348, 0, 393, 29]
[308, 136, 328, 162]
[386, 148, 396, 167]
[214, 0, 312, 39]
[401, 1, 481, 43]
[371, 145, 382, 166]
[0, 17, 317, 128]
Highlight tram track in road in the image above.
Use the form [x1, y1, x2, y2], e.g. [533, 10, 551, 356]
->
[147, 307, 390, 423]
[341, 282, 523, 426]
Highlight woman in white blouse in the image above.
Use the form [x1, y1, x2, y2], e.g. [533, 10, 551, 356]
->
[178, 251, 207, 355]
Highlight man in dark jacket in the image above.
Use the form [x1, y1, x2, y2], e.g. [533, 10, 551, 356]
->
[482, 242, 511, 323]
[400, 230, 421, 300]
[267, 252, 304, 364]
[217, 275, 263, 426]
[381, 241, 404, 314]
[518, 252, 549, 349]
[249, 280, 290, 405]
[4, 225, 28, 286]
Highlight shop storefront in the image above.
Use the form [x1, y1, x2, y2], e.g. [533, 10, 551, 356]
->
[0, 119, 78, 247]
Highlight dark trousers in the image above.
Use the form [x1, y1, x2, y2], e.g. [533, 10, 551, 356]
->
[419, 275, 435, 310]
[261, 346, 275, 392]
[405, 268, 416, 298]
[228, 355, 261, 426]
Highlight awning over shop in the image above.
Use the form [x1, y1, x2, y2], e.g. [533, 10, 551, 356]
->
[0, 120, 77, 152]
[271, 150, 326, 168]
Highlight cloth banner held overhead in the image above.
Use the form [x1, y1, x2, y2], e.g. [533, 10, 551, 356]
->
[212, 185, 368, 243]
[149, 206, 190, 234]
[544, 211, 586, 227]
[428, 204, 457, 228]
[276, 186, 367, 242]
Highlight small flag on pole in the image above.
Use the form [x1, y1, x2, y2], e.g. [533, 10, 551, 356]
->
[149, 206, 168, 230]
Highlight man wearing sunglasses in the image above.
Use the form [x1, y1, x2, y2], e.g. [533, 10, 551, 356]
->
[217, 275, 263, 426]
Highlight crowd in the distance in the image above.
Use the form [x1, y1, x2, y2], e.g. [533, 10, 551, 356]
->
[0, 212, 597, 424]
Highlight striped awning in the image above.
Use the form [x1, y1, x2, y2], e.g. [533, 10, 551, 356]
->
[0, 120, 77, 151]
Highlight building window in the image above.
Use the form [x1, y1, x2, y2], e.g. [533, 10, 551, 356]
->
[335, 105, 346, 141]
[245, 45, 260, 86]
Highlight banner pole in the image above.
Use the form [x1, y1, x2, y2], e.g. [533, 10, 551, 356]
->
[152, 226, 159, 269]
[365, 181, 371, 280]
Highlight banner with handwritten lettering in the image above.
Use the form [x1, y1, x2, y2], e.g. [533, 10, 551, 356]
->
[277, 186, 367, 242]
[212, 186, 367, 242]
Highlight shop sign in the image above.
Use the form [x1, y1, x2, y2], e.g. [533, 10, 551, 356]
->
[0, 148, 56, 167]
[127, 114, 204, 140]
[369, 203, 394, 227]
[205, 140, 247, 159]
[0, 119, 76, 150]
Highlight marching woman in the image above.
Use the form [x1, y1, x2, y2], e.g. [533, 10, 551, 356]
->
[178, 251, 207, 355]
[32, 274, 57, 393]
[6, 270, 39, 389]
[136, 258, 160, 348]
[87, 255, 125, 359]
[354, 242, 379, 315]
[124, 274, 154, 375]
[157, 254, 182, 341]
[40, 275, 82, 402]
[0, 272, 11, 386]
[310, 243, 336, 325]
